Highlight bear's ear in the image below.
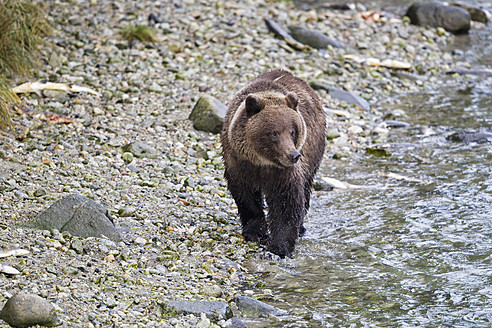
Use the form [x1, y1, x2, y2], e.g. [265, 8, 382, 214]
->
[245, 95, 265, 116]
[285, 92, 298, 110]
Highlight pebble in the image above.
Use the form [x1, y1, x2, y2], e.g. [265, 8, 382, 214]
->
[134, 237, 147, 245]
[70, 239, 85, 254]
[104, 298, 117, 309]
[199, 284, 223, 298]
[0, 264, 20, 275]
[33, 189, 47, 197]
[121, 152, 134, 163]
[118, 206, 136, 217]
[121, 142, 157, 159]
[197, 313, 211, 328]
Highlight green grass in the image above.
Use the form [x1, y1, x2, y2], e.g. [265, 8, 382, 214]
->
[0, 0, 51, 129]
[0, 80, 19, 129]
[120, 25, 157, 44]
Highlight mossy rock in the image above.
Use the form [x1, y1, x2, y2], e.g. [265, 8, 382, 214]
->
[189, 95, 227, 134]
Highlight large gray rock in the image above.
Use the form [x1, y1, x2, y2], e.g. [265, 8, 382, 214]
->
[406, 2, 471, 34]
[27, 194, 121, 241]
[161, 300, 232, 321]
[0, 293, 60, 327]
[189, 95, 227, 134]
[288, 25, 346, 49]
[234, 296, 288, 317]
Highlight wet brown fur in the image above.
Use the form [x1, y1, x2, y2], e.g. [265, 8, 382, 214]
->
[221, 69, 326, 258]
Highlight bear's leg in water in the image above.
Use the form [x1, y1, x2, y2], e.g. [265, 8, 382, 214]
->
[299, 176, 315, 236]
[265, 183, 306, 258]
[227, 182, 268, 244]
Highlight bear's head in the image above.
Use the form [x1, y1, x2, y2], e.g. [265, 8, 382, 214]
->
[242, 91, 307, 168]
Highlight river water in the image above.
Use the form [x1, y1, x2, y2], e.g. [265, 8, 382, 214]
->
[247, 1, 492, 327]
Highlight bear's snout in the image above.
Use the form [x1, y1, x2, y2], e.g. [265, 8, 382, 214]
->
[288, 149, 301, 164]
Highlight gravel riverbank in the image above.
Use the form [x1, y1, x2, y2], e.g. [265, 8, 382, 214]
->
[0, 0, 484, 326]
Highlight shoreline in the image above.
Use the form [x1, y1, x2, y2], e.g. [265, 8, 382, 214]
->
[0, 0, 483, 326]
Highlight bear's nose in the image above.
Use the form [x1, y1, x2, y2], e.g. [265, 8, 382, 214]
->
[288, 149, 301, 164]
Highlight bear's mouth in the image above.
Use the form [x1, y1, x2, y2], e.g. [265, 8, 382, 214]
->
[277, 156, 298, 168]
[277, 149, 301, 168]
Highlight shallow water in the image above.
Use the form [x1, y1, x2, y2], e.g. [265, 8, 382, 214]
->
[250, 2, 492, 327]
[251, 85, 491, 327]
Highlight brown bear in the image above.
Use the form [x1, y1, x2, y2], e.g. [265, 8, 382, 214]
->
[221, 69, 326, 258]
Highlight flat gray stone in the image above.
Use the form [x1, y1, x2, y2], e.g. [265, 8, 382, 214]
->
[264, 19, 299, 45]
[0, 293, 60, 327]
[189, 95, 227, 134]
[406, 2, 471, 34]
[27, 194, 121, 241]
[288, 25, 346, 49]
[234, 296, 288, 318]
[162, 300, 232, 321]
[384, 120, 410, 128]
[310, 82, 370, 110]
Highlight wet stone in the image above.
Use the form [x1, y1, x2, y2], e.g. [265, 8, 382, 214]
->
[450, 2, 489, 23]
[366, 147, 391, 157]
[234, 296, 288, 318]
[446, 131, 492, 143]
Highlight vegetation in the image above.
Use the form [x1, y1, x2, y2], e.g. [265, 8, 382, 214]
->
[120, 25, 157, 44]
[0, 79, 19, 128]
[0, 0, 51, 129]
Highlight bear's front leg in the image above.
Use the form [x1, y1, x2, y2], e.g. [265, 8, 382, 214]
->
[299, 177, 315, 236]
[265, 185, 306, 258]
[227, 183, 268, 244]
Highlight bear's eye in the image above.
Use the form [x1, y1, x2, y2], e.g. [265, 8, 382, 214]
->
[270, 131, 279, 138]
[291, 129, 298, 141]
